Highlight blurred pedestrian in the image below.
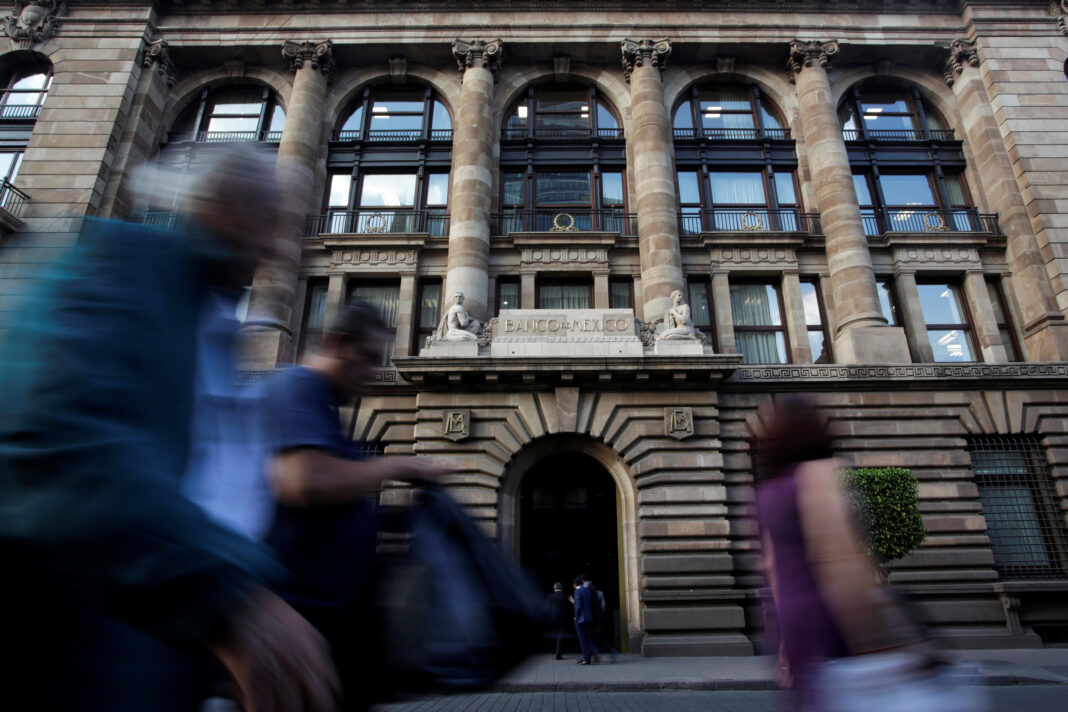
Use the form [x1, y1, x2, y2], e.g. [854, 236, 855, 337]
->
[0, 145, 338, 712]
[546, 582, 572, 659]
[261, 302, 449, 710]
[571, 576, 597, 664]
[753, 397, 984, 712]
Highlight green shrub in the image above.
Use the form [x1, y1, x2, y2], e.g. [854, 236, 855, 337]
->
[842, 467, 926, 564]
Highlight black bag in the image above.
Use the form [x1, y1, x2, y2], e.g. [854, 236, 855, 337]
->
[379, 484, 546, 693]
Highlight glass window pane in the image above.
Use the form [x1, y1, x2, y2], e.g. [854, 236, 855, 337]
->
[852, 174, 873, 205]
[677, 171, 701, 205]
[917, 283, 966, 324]
[760, 105, 782, 130]
[808, 331, 829, 364]
[498, 281, 520, 312]
[859, 93, 909, 113]
[863, 114, 916, 131]
[839, 103, 857, 132]
[737, 332, 787, 364]
[418, 282, 441, 330]
[928, 329, 974, 362]
[730, 283, 782, 326]
[944, 174, 967, 206]
[536, 172, 590, 205]
[370, 113, 423, 131]
[341, 106, 364, 133]
[687, 282, 711, 327]
[987, 280, 1008, 323]
[328, 174, 351, 207]
[800, 282, 822, 326]
[699, 86, 751, 112]
[536, 88, 588, 112]
[503, 172, 524, 205]
[360, 174, 416, 207]
[4, 90, 41, 106]
[673, 104, 694, 130]
[925, 105, 946, 131]
[1000, 329, 1020, 362]
[507, 101, 528, 131]
[371, 91, 424, 112]
[877, 280, 898, 325]
[880, 174, 936, 206]
[210, 87, 263, 115]
[11, 72, 47, 91]
[432, 101, 451, 131]
[426, 173, 449, 206]
[708, 172, 765, 204]
[536, 113, 589, 131]
[205, 116, 259, 133]
[539, 283, 590, 309]
[774, 172, 797, 205]
[597, 101, 618, 130]
[0, 152, 16, 181]
[305, 283, 328, 331]
[611, 280, 633, 309]
[349, 283, 400, 364]
[602, 172, 624, 205]
[703, 111, 754, 131]
[267, 104, 286, 132]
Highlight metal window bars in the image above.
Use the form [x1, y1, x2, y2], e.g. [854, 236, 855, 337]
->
[672, 127, 792, 141]
[500, 127, 625, 141]
[306, 209, 450, 237]
[842, 128, 956, 141]
[0, 179, 29, 219]
[862, 208, 1000, 235]
[0, 104, 41, 120]
[166, 130, 284, 143]
[677, 208, 822, 235]
[332, 129, 454, 142]
[492, 208, 637, 235]
[968, 436, 1068, 580]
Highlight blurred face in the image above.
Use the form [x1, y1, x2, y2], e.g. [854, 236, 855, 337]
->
[197, 179, 284, 286]
[335, 334, 389, 395]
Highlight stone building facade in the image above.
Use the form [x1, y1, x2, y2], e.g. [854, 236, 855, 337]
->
[2, 0, 1068, 655]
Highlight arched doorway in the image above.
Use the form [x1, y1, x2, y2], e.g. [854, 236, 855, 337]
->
[518, 451, 622, 651]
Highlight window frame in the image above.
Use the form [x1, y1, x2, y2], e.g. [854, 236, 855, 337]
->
[322, 170, 450, 235]
[685, 276, 716, 347]
[535, 275, 593, 310]
[799, 279, 833, 364]
[609, 277, 635, 310]
[503, 83, 623, 141]
[916, 279, 980, 363]
[986, 276, 1022, 362]
[413, 278, 443, 352]
[297, 278, 329, 359]
[171, 84, 284, 143]
[346, 278, 401, 366]
[0, 65, 51, 120]
[336, 85, 452, 143]
[839, 83, 952, 141]
[495, 276, 521, 315]
[729, 278, 791, 365]
[672, 82, 789, 140]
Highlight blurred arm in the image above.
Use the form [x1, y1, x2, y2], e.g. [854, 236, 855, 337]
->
[269, 450, 446, 506]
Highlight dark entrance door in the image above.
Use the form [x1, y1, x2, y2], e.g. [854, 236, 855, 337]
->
[519, 451, 619, 650]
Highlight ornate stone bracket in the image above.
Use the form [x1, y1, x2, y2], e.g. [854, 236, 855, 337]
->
[1051, 1, 1068, 36]
[282, 40, 335, 84]
[143, 37, 177, 88]
[1, 0, 63, 47]
[786, 39, 839, 83]
[620, 38, 671, 83]
[943, 39, 980, 86]
[452, 38, 503, 81]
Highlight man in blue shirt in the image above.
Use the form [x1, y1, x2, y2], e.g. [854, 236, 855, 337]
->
[572, 576, 597, 665]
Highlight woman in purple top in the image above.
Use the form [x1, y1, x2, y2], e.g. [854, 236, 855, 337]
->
[753, 398, 897, 708]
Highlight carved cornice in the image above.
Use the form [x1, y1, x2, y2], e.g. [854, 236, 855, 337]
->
[786, 39, 838, 83]
[452, 38, 503, 81]
[1, 0, 64, 48]
[142, 37, 177, 88]
[620, 37, 671, 83]
[943, 38, 980, 86]
[281, 40, 336, 84]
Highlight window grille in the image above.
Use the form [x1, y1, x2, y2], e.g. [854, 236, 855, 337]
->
[968, 436, 1068, 580]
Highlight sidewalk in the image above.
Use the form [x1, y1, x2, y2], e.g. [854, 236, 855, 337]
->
[491, 648, 1068, 692]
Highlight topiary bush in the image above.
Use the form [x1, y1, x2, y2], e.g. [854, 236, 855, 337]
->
[842, 467, 927, 564]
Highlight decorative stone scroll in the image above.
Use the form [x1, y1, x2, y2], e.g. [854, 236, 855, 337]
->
[786, 39, 839, 82]
[943, 38, 980, 86]
[282, 40, 336, 83]
[442, 409, 470, 441]
[143, 37, 177, 87]
[665, 407, 694, 440]
[452, 38, 503, 80]
[620, 37, 671, 82]
[1, 0, 63, 47]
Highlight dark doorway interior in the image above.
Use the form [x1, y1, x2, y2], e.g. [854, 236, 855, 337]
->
[519, 451, 620, 651]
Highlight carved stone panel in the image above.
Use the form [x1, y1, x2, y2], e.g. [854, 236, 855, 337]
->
[520, 246, 609, 270]
[665, 407, 694, 440]
[891, 245, 981, 270]
[331, 248, 420, 271]
[442, 409, 471, 441]
[709, 246, 799, 270]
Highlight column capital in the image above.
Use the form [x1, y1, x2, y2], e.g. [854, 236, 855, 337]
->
[786, 39, 838, 83]
[142, 37, 177, 88]
[282, 40, 336, 84]
[943, 38, 980, 86]
[620, 37, 671, 83]
[452, 38, 503, 81]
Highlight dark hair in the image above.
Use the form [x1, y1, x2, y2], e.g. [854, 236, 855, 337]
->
[324, 301, 389, 347]
[553, 582, 563, 591]
[751, 396, 834, 482]
[573, 576, 584, 586]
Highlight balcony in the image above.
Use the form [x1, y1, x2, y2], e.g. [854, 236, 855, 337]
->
[0, 179, 28, 233]
[501, 127, 624, 141]
[493, 208, 637, 236]
[843, 128, 956, 142]
[861, 208, 999, 236]
[307, 209, 449, 237]
[165, 130, 284, 144]
[334, 129, 453, 142]
[679, 208, 821, 235]
[673, 127, 792, 141]
[0, 104, 41, 121]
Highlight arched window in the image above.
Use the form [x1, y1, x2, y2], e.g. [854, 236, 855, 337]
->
[838, 83, 952, 141]
[673, 83, 787, 140]
[336, 86, 451, 142]
[169, 85, 285, 143]
[503, 84, 621, 140]
[0, 64, 50, 120]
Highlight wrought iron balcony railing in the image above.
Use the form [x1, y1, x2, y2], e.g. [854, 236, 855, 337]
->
[0, 104, 41, 120]
[0, 179, 28, 218]
[862, 207, 999, 235]
[307, 209, 449, 236]
[166, 130, 284, 143]
[672, 127, 792, 141]
[493, 208, 637, 235]
[678, 208, 821, 235]
[334, 128, 454, 142]
[842, 128, 956, 142]
[140, 210, 180, 229]
[500, 127, 625, 141]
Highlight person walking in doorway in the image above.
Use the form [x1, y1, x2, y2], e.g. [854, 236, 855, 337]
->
[546, 582, 572, 660]
[571, 576, 597, 665]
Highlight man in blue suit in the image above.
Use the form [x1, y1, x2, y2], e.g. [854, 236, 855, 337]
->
[572, 576, 596, 664]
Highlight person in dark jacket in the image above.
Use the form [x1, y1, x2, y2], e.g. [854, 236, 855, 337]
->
[0, 146, 338, 712]
[546, 582, 572, 659]
[572, 576, 597, 664]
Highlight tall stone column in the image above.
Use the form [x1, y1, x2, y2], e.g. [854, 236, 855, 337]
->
[944, 39, 1068, 361]
[622, 38, 687, 321]
[241, 40, 334, 368]
[788, 40, 910, 363]
[444, 39, 502, 322]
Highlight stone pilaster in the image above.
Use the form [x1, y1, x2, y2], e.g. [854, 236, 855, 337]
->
[444, 39, 502, 322]
[324, 272, 347, 325]
[521, 272, 535, 310]
[622, 38, 687, 322]
[711, 270, 736, 354]
[789, 40, 910, 364]
[963, 270, 1008, 363]
[893, 270, 931, 363]
[944, 38, 1068, 361]
[781, 271, 813, 363]
[594, 271, 610, 309]
[240, 40, 334, 368]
